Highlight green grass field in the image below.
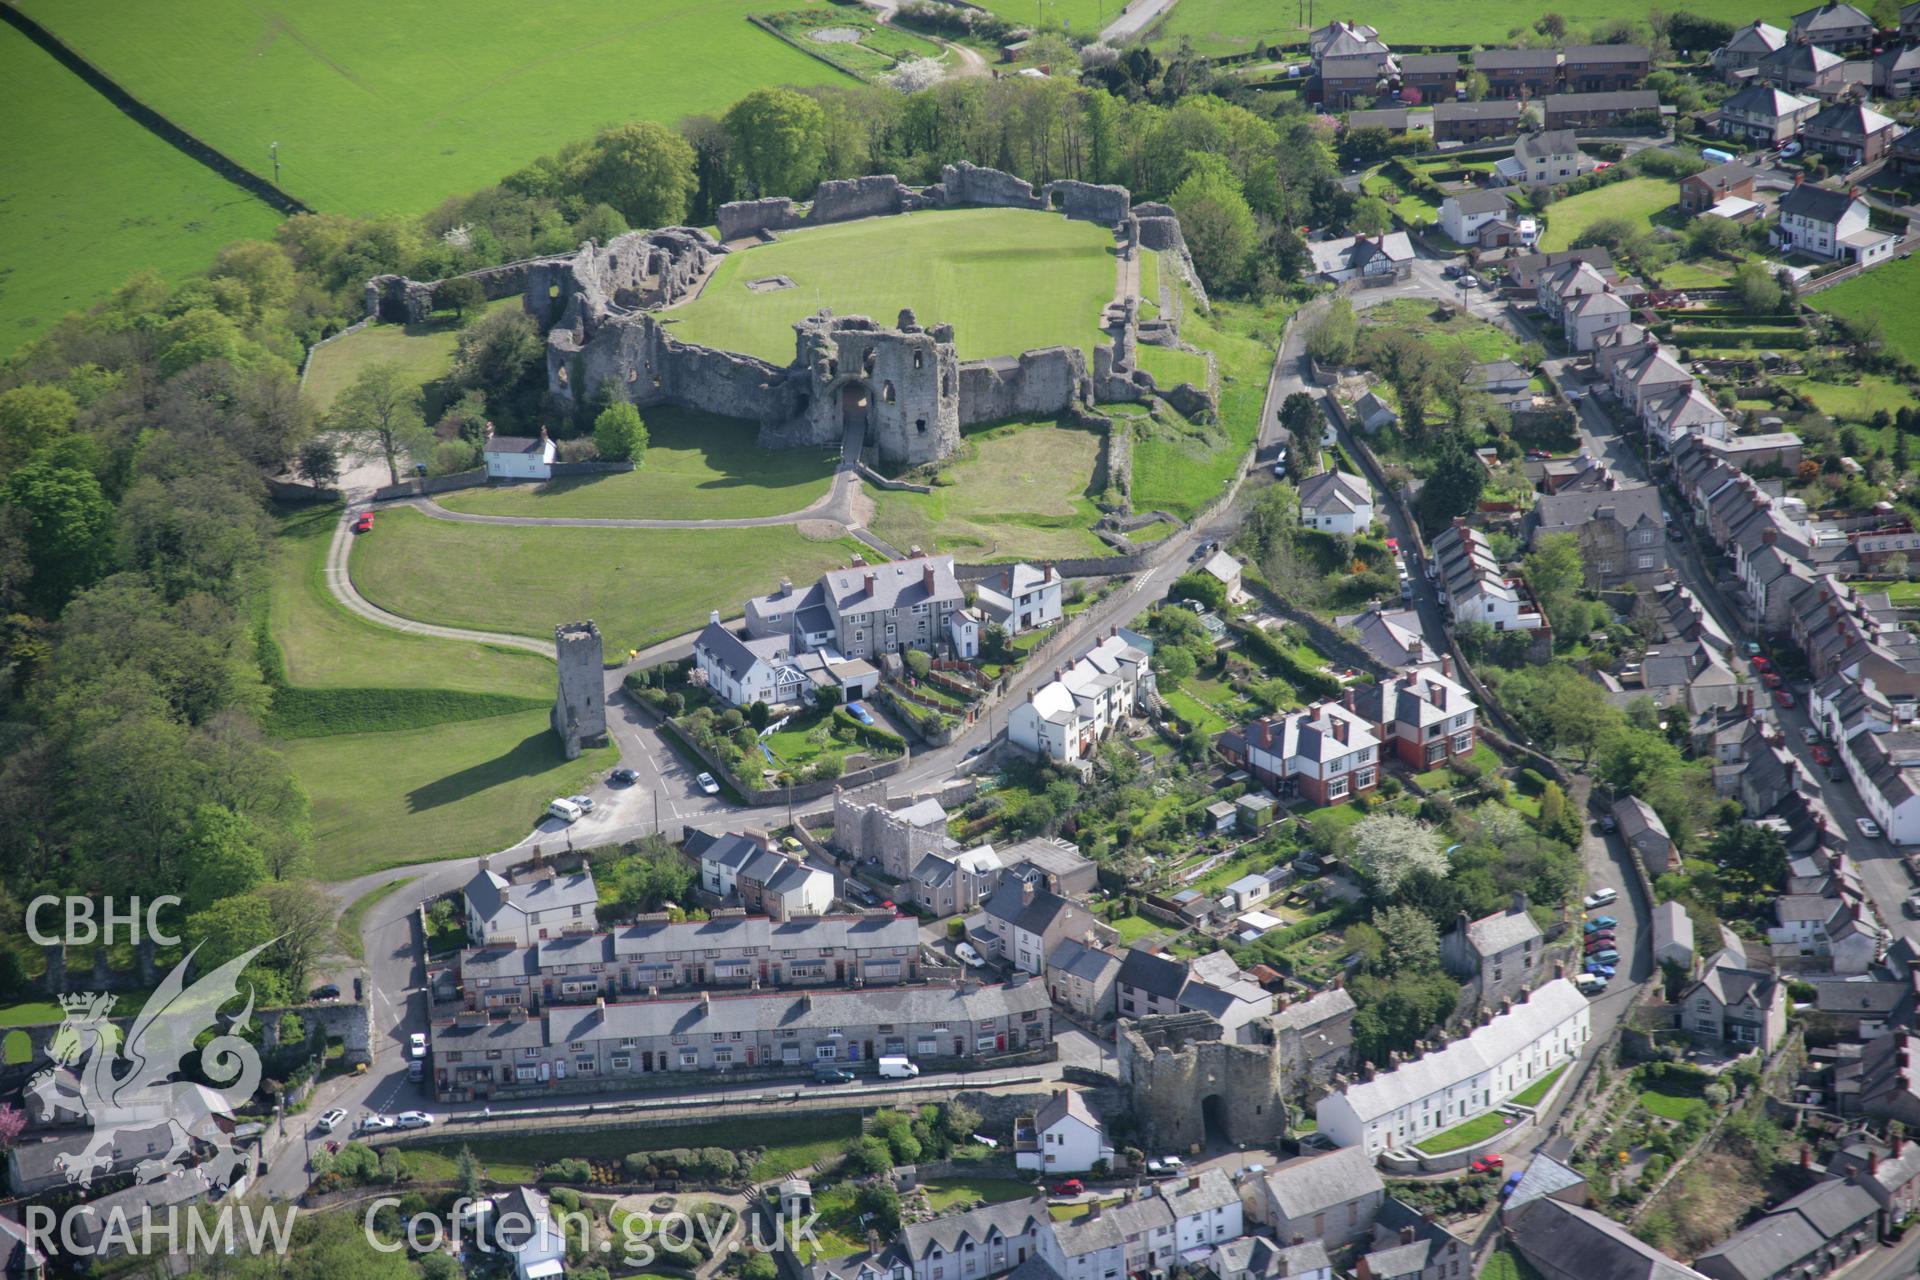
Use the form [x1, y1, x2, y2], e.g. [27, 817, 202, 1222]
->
[434, 407, 838, 520]
[1510, 1063, 1568, 1108]
[1151, 0, 1799, 53]
[671, 208, 1117, 363]
[923, 1178, 1040, 1212]
[868, 418, 1112, 560]
[972, 0, 1114, 33]
[0, 24, 283, 357]
[1638, 1084, 1710, 1121]
[1413, 1109, 1515, 1154]
[1540, 178, 1678, 252]
[349, 506, 866, 652]
[17, 0, 848, 217]
[395, 1111, 860, 1184]
[1811, 255, 1920, 370]
[1366, 298, 1524, 364]
[1137, 343, 1211, 390]
[1778, 374, 1920, 423]
[301, 298, 518, 414]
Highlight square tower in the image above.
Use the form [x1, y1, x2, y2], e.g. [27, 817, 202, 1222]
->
[552, 621, 607, 759]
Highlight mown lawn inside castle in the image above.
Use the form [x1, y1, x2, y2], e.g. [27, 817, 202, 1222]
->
[669, 207, 1117, 364]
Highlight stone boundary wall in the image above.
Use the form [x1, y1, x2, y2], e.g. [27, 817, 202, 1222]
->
[652, 709, 906, 806]
[365, 256, 547, 325]
[855, 463, 933, 494]
[298, 317, 372, 386]
[0, 6, 310, 216]
[716, 174, 925, 242]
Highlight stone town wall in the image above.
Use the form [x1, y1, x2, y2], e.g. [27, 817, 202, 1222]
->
[364, 259, 540, 325]
[716, 197, 805, 242]
[939, 161, 1043, 210]
[1046, 179, 1131, 225]
[715, 176, 924, 242]
[958, 346, 1092, 427]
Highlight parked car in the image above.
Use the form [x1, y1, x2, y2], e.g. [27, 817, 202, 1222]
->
[1585, 939, 1616, 955]
[1585, 962, 1616, 978]
[846, 702, 876, 726]
[610, 767, 638, 785]
[1589, 948, 1620, 964]
[316, 1108, 348, 1134]
[695, 772, 721, 795]
[1575, 972, 1608, 995]
[1858, 818, 1883, 839]
[546, 797, 584, 824]
[409, 1032, 428, 1059]
[1589, 915, 1618, 928]
[358, 1113, 396, 1133]
[1906, 896, 1920, 919]
[1762, 673, 1784, 690]
[310, 983, 340, 1001]
[1780, 140, 1802, 157]
[1050, 1180, 1086, 1197]
[1773, 690, 1794, 708]
[1812, 745, 1833, 766]
[566, 794, 594, 813]
[1470, 1154, 1504, 1174]
[1800, 727, 1822, 746]
[397, 1111, 434, 1130]
[812, 1064, 856, 1085]
[1750, 655, 1770, 671]
[1501, 1171, 1524, 1199]
[955, 942, 985, 967]
[1582, 888, 1618, 910]
[1526, 449, 1554, 461]
[352, 512, 375, 534]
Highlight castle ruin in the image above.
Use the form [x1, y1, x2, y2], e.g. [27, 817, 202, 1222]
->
[552, 621, 607, 759]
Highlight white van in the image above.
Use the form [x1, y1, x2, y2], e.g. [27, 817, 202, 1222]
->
[1574, 973, 1607, 996]
[877, 1056, 919, 1080]
[547, 797, 584, 823]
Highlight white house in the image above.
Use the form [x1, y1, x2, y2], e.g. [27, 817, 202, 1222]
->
[1775, 182, 1896, 265]
[482, 426, 557, 481]
[1036, 1208, 1128, 1280]
[1008, 632, 1153, 764]
[1199, 550, 1245, 601]
[975, 563, 1065, 635]
[1769, 893, 1883, 974]
[1842, 727, 1920, 845]
[464, 865, 598, 945]
[1016, 1090, 1110, 1172]
[1315, 978, 1590, 1154]
[1165, 1168, 1244, 1251]
[1297, 470, 1374, 535]
[1439, 190, 1513, 244]
[1564, 289, 1632, 352]
[949, 607, 984, 660]
[1309, 233, 1416, 283]
[493, 1186, 568, 1280]
[695, 612, 807, 709]
[1496, 130, 1583, 187]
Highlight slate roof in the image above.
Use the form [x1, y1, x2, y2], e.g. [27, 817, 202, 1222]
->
[1687, 160, 1758, 194]
[1271, 985, 1357, 1032]
[1435, 100, 1524, 122]
[1535, 484, 1664, 537]
[483, 434, 546, 456]
[1722, 21, 1787, 55]
[1449, 189, 1514, 216]
[1263, 1147, 1384, 1221]
[1474, 48, 1559, 70]
[465, 867, 598, 923]
[1722, 83, 1818, 119]
[1297, 469, 1371, 515]
[1612, 795, 1670, 844]
[1758, 42, 1845, 75]
[821, 556, 963, 615]
[1543, 90, 1660, 115]
[1792, 1, 1873, 32]
[1348, 108, 1411, 130]
[1807, 100, 1897, 138]
[1048, 937, 1121, 984]
[1400, 53, 1460, 74]
[1694, 1179, 1879, 1279]
[899, 1198, 1050, 1261]
[1116, 947, 1188, 1001]
[1506, 1196, 1711, 1279]
[1651, 900, 1694, 957]
[1034, 1089, 1100, 1134]
[1563, 43, 1649, 62]
[1209, 1236, 1330, 1280]
[979, 879, 1078, 935]
[1464, 899, 1543, 957]
[1503, 1152, 1588, 1210]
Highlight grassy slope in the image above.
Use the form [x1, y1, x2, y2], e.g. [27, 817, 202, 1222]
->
[1129, 292, 1283, 519]
[1810, 254, 1920, 369]
[434, 407, 839, 520]
[868, 418, 1111, 560]
[301, 298, 518, 414]
[1153, 0, 1799, 53]
[1136, 343, 1211, 390]
[670, 208, 1116, 363]
[1540, 178, 1677, 252]
[17, 0, 847, 216]
[1367, 298, 1524, 364]
[349, 506, 867, 652]
[971, 0, 1112, 31]
[0, 24, 282, 357]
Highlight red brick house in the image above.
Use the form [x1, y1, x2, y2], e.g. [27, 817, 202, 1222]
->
[1351, 660, 1480, 770]
[1222, 701, 1381, 807]
[1473, 48, 1560, 99]
[1560, 43, 1650, 92]
[1680, 160, 1758, 213]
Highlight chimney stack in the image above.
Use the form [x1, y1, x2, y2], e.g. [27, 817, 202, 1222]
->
[1343, 687, 1357, 711]
[1428, 679, 1445, 707]
[1801, 1146, 1812, 1169]
[1440, 654, 1452, 679]
[1187, 1175, 1200, 1192]
[924, 563, 937, 594]
[1400, 1225, 1417, 1244]
[1872, 1150, 1882, 1176]
[864, 571, 878, 597]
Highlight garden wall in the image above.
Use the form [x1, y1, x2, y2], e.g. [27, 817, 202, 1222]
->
[653, 710, 906, 807]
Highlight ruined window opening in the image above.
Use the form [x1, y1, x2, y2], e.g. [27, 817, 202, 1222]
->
[942, 372, 953, 397]
[916, 419, 928, 434]
[797, 394, 811, 414]
[827, 358, 838, 380]
[913, 350, 924, 370]
[627, 369, 638, 384]
[863, 346, 876, 374]
[882, 381, 896, 404]
[557, 366, 570, 386]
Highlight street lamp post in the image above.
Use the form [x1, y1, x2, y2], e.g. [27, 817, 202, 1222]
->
[270, 141, 280, 187]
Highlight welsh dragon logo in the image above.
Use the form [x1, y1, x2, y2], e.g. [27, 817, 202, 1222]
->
[25, 943, 273, 1189]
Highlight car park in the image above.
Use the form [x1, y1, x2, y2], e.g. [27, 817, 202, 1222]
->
[316, 1108, 348, 1134]
[1858, 818, 1883, 839]
[696, 772, 721, 795]
[955, 942, 985, 967]
[1050, 1180, 1086, 1196]
[397, 1111, 434, 1130]
[566, 794, 594, 813]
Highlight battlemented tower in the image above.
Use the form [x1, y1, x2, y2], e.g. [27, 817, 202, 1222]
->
[552, 621, 607, 759]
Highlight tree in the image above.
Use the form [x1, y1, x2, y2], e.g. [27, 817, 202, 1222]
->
[180, 804, 269, 911]
[1535, 12, 1568, 37]
[451, 309, 545, 420]
[326, 362, 428, 486]
[258, 879, 335, 997]
[724, 88, 827, 197]
[1463, 70, 1490, 101]
[1524, 531, 1587, 631]
[1169, 570, 1228, 612]
[435, 276, 486, 322]
[184, 894, 285, 1002]
[1350, 812, 1449, 895]
[0, 384, 77, 476]
[1350, 195, 1393, 237]
[1279, 392, 1321, 464]
[593, 401, 649, 463]
[1415, 440, 1486, 532]
[583, 122, 698, 228]
[855, 1181, 902, 1238]
[456, 1145, 483, 1200]
[1170, 157, 1258, 292]
[1305, 297, 1358, 368]
[3, 460, 115, 612]
[1373, 904, 1440, 974]
[1734, 261, 1784, 316]
[295, 439, 340, 490]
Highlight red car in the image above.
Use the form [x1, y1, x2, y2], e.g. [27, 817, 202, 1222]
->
[1812, 745, 1834, 765]
[1385, 537, 1399, 553]
[353, 512, 375, 533]
[1774, 689, 1795, 708]
[1526, 449, 1554, 461]
[1750, 655, 1770, 671]
[1471, 1154, 1505, 1174]
[1051, 1180, 1085, 1196]
[1762, 673, 1784, 689]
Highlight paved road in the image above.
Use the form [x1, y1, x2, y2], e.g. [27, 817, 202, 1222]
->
[1100, 0, 1177, 42]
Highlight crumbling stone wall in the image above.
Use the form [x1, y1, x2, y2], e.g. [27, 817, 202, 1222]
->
[937, 161, 1043, 210]
[958, 346, 1092, 427]
[716, 176, 923, 242]
[365, 260, 538, 325]
[1117, 1013, 1286, 1153]
[1044, 179, 1131, 225]
[717, 197, 804, 242]
[797, 311, 959, 467]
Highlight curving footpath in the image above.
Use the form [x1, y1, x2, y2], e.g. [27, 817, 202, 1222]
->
[407, 460, 860, 530]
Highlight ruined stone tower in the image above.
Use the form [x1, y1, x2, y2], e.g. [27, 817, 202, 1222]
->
[796, 310, 960, 468]
[551, 621, 607, 759]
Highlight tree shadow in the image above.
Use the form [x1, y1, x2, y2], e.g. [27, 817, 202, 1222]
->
[405, 730, 562, 813]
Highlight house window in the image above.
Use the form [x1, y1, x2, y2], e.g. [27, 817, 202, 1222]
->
[816, 1044, 839, 1060]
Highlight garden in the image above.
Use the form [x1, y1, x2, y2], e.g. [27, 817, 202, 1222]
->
[756, 9, 948, 81]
